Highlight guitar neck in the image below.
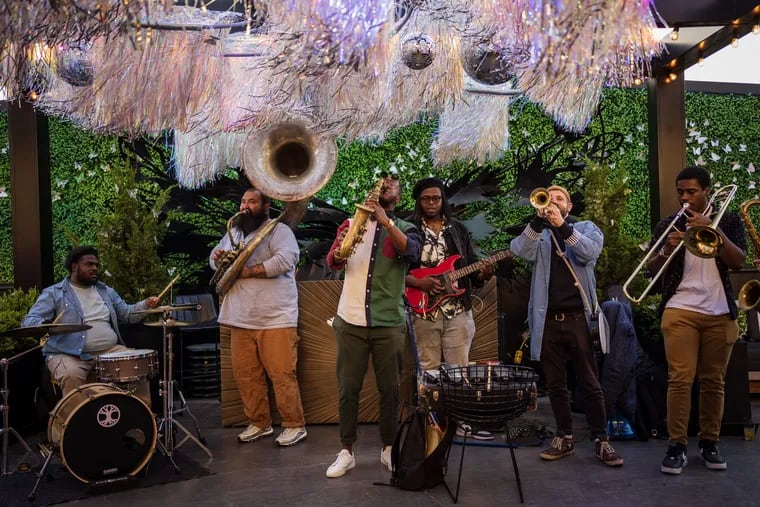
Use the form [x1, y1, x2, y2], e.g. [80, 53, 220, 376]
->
[449, 251, 511, 281]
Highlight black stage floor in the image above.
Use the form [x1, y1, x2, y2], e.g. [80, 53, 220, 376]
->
[3, 396, 759, 507]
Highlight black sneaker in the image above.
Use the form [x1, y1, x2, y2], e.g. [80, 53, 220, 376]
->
[698, 440, 727, 471]
[661, 443, 687, 475]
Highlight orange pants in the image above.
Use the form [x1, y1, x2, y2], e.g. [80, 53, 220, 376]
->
[230, 326, 305, 428]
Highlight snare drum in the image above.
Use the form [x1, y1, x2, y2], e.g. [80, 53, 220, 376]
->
[96, 349, 158, 383]
[48, 383, 157, 483]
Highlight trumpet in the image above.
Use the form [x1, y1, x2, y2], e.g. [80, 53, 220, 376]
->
[623, 184, 737, 304]
[529, 188, 551, 209]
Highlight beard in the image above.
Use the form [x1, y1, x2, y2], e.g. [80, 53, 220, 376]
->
[234, 210, 267, 236]
[73, 266, 97, 286]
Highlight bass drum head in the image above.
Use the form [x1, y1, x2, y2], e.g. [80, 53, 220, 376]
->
[52, 384, 156, 483]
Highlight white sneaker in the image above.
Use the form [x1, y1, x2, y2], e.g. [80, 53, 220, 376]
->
[380, 446, 392, 472]
[456, 423, 494, 441]
[238, 423, 273, 443]
[276, 427, 308, 447]
[326, 449, 356, 478]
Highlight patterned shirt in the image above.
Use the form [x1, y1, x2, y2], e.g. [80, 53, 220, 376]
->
[419, 219, 464, 320]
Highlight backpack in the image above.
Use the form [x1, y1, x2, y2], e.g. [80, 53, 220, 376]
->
[390, 409, 455, 491]
[634, 358, 668, 441]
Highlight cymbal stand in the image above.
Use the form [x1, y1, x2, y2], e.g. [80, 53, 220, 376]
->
[155, 308, 212, 469]
[0, 345, 40, 476]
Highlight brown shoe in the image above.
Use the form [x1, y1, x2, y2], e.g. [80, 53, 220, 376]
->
[540, 436, 574, 460]
[595, 438, 624, 467]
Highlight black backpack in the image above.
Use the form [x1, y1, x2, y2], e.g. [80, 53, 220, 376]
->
[390, 409, 455, 491]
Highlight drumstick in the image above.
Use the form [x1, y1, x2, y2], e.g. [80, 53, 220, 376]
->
[51, 309, 66, 324]
[156, 274, 181, 301]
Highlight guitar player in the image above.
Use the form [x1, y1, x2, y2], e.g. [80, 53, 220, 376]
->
[405, 178, 504, 439]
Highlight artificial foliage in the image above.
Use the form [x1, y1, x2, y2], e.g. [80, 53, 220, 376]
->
[0, 287, 39, 356]
[96, 158, 174, 302]
[577, 158, 642, 294]
[2, 89, 760, 291]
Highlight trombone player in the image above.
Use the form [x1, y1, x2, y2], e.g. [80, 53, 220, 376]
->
[647, 166, 746, 475]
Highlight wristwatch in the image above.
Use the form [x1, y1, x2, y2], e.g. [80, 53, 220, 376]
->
[385, 219, 396, 229]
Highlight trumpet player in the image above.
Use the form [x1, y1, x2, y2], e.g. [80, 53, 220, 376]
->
[324, 174, 422, 478]
[510, 185, 624, 467]
[210, 188, 307, 447]
[647, 167, 746, 475]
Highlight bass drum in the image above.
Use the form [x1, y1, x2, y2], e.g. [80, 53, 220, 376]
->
[48, 383, 156, 483]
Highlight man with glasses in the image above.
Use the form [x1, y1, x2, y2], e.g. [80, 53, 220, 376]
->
[405, 177, 496, 439]
[324, 174, 422, 478]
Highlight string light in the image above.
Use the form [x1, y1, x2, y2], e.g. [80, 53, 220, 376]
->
[752, 16, 759, 34]
[668, 72, 678, 81]
[670, 26, 679, 41]
[633, 77, 642, 86]
[730, 29, 739, 48]
[697, 51, 705, 66]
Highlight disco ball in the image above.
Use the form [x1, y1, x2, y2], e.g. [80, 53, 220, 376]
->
[56, 45, 94, 87]
[461, 43, 514, 85]
[401, 33, 435, 70]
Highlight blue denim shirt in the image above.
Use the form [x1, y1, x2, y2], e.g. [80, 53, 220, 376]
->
[510, 219, 608, 360]
[22, 278, 150, 359]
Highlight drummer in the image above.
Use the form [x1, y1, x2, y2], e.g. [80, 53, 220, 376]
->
[22, 246, 160, 400]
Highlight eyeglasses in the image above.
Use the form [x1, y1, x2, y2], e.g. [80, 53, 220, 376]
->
[379, 171, 399, 181]
[420, 195, 442, 203]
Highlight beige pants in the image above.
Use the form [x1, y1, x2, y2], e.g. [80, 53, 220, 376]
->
[47, 345, 152, 409]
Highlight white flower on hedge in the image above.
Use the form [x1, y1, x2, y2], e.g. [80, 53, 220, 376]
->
[748, 163, 756, 174]
[101, 163, 110, 172]
[710, 152, 720, 161]
[408, 147, 417, 158]
[52, 192, 61, 202]
[732, 163, 741, 171]
[348, 181, 357, 189]
[55, 178, 67, 187]
[341, 197, 347, 205]
[711, 140, 719, 147]
[1, 147, 6, 154]
[0, 187, 7, 198]
[104, 270, 112, 278]
[624, 134, 632, 143]
[88, 152, 97, 159]
[724, 144, 732, 153]
[87, 170, 95, 177]
[696, 155, 705, 166]
[388, 164, 397, 173]
[697, 136, 707, 145]
[704, 120, 710, 126]
[111, 143, 117, 153]
[168, 267, 176, 275]
[128, 189, 137, 199]
[689, 120, 695, 128]
[73, 161, 82, 170]
[740, 144, 747, 152]
[749, 181, 756, 190]
[693, 147, 701, 155]
[637, 124, 645, 131]
[396, 154, 403, 163]
[326, 198, 333, 205]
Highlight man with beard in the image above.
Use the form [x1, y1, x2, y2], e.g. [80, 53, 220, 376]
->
[324, 174, 422, 478]
[404, 178, 496, 439]
[210, 188, 307, 447]
[510, 185, 623, 467]
[23, 245, 161, 398]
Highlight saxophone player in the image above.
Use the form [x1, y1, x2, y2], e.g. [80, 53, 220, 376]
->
[210, 188, 307, 447]
[324, 174, 422, 478]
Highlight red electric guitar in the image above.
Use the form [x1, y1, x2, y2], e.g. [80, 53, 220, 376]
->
[405, 250, 512, 315]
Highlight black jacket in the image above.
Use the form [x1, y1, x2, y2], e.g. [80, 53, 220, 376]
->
[410, 218, 484, 311]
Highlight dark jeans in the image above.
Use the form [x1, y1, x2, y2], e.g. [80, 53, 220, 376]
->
[541, 311, 607, 439]
[333, 315, 405, 447]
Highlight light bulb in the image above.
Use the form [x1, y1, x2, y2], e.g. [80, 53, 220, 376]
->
[753, 24, 759, 35]
[731, 36, 739, 48]
[670, 27, 679, 41]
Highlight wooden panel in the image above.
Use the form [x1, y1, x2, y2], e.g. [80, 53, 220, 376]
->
[221, 278, 498, 427]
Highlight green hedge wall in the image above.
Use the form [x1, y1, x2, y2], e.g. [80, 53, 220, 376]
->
[1, 88, 760, 286]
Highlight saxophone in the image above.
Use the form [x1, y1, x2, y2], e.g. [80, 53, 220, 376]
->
[335, 179, 385, 260]
[209, 210, 249, 289]
[738, 199, 760, 310]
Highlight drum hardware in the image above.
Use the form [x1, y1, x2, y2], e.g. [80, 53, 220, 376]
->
[150, 305, 212, 470]
[29, 383, 156, 500]
[0, 323, 91, 478]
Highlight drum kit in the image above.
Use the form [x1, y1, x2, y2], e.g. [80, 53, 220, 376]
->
[0, 301, 213, 499]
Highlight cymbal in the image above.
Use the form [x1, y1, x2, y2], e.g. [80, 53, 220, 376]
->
[134, 303, 202, 315]
[143, 319, 193, 327]
[1, 323, 92, 338]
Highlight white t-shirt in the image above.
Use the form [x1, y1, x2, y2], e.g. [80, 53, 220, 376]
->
[665, 251, 729, 316]
[71, 284, 119, 352]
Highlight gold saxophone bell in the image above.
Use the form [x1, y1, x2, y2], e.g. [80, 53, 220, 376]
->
[529, 188, 551, 209]
[336, 179, 385, 260]
[738, 198, 760, 310]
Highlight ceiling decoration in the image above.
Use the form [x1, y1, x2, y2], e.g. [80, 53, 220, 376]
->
[1, 0, 663, 187]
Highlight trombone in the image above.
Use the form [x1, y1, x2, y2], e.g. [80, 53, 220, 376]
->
[622, 184, 737, 304]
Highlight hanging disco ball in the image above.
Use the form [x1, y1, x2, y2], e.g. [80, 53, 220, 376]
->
[401, 33, 435, 70]
[461, 42, 514, 85]
[56, 44, 94, 87]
